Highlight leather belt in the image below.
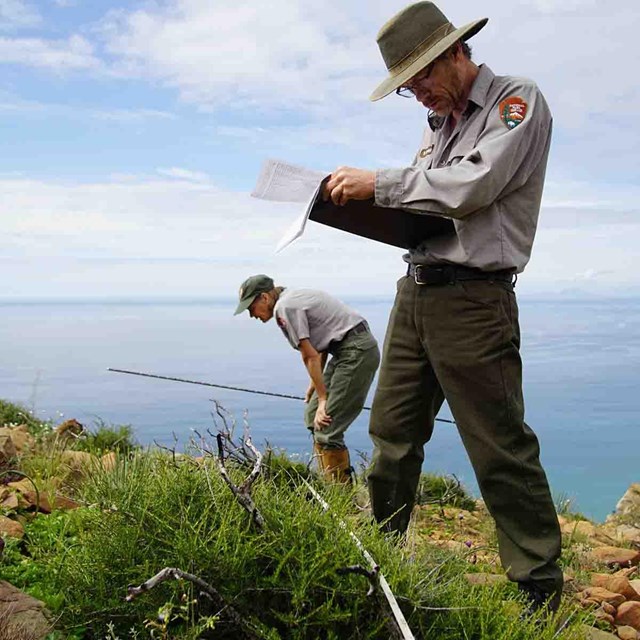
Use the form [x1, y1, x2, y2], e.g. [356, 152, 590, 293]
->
[328, 322, 368, 354]
[408, 263, 516, 286]
[343, 321, 368, 338]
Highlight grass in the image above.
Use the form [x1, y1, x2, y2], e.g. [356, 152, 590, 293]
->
[0, 398, 50, 435]
[0, 399, 591, 639]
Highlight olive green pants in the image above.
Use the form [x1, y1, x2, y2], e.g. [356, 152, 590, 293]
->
[368, 276, 562, 591]
[305, 330, 380, 449]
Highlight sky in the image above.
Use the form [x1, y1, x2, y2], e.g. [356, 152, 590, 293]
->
[1, 0, 639, 300]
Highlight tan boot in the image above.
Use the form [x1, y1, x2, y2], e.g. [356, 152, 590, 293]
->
[313, 442, 327, 474]
[320, 447, 353, 484]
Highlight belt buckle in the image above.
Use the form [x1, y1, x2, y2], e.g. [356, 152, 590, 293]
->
[414, 264, 425, 285]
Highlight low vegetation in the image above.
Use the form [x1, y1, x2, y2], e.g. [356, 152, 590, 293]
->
[2, 399, 636, 639]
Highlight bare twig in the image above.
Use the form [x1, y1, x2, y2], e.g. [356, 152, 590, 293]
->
[337, 564, 379, 597]
[215, 431, 265, 531]
[299, 475, 415, 640]
[153, 432, 179, 466]
[125, 567, 258, 639]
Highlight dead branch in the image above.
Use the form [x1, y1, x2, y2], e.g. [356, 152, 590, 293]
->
[336, 564, 379, 597]
[126, 567, 259, 639]
[215, 432, 265, 531]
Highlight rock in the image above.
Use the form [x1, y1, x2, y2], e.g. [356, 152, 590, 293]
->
[55, 418, 84, 438]
[589, 546, 640, 568]
[6, 480, 52, 513]
[615, 568, 639, 579]
[0, 491, 20, 510]
[60, 450, 97, 481]
[632, 581, 640, 596]
[562, 519, 597, 538]
[436, 539, 469, 554]
[464, 573, 508, 587]
[0, 515, 24, 539]
[53, 494, 81, 510]
[616, 484, 640, 518]
[592, 606, 616, 627]
[101, 451, 117, 471]
[616, 601, 640, 630]
[0, 580, 52, 639]
[591, 574, 640, 601]
[616, 626, 639, 640]
[0, 425, 34, 454]
[616, 525, 640, 545]
[578, 587, 626, 607]
[580, 626, 618, 640]
[0, 433, 17, 467]
[7, 478, 34, 493]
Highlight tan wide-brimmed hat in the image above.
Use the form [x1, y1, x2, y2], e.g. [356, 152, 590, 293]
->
[370, 1, 488, 101]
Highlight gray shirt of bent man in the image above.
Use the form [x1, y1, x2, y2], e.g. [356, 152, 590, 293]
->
[374, 64, 552, 274]
[274, 288, 364, 353]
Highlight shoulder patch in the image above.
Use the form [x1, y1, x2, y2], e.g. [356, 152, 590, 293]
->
[499, 96, 527, 130]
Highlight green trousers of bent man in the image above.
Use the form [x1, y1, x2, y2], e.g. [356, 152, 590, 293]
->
[305, 328, 380, 483]
[368, 276, 563, 593]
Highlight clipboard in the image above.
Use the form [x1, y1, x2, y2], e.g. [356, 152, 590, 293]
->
[309, 180, 454, 250]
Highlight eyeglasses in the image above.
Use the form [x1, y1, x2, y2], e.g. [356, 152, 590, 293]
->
[395, 50, 449, 98]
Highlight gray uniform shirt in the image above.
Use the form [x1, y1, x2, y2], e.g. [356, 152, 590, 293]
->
[374, 64, 552, 273]
[274, 289, 364, 352]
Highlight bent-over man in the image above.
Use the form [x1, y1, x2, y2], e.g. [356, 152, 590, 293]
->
[234, 274, 380, 483]
[322, 1, 563, 615]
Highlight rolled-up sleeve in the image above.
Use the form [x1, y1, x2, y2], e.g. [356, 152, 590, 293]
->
[375, 82, 552, 220]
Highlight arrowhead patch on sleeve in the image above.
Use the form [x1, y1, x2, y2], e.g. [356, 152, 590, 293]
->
[499, 96, 527, 130]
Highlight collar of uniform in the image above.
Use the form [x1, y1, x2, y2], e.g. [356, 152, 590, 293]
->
[428, 64, 494, 131]
[467, 63, 494, 110]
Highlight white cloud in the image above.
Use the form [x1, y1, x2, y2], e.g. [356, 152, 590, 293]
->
[1, 174, 639, 299]
[0, 34, 99, 70]
[99, 0, 383, 111]
[156, 167, 210, 183]
[0, 0, 41, 31]
[0, 93, 176, 122]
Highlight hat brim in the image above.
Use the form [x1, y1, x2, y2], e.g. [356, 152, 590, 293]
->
[234, 296, 256, 316]
[369, 18, 488, 102]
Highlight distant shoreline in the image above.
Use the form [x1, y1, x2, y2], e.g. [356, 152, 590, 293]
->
[1, 294, 639, 306]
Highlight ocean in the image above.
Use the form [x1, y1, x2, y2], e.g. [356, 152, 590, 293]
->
[1, 296, 638, 522]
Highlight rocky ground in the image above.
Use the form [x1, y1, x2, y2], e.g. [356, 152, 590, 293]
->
[1, 419, 639, 639]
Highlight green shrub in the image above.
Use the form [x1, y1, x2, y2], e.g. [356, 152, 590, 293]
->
[0, 399, 50, 435]
[2, 435, 584, 639]
[74, 421, 138, 456]
[415, 473, 476, 511]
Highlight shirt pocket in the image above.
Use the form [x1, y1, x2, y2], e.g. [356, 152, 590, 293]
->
[445, 142, 476, 167]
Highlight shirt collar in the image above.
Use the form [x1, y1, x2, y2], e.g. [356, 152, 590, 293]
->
[427, 64, 495, 131]
[468, 64, 494, 110]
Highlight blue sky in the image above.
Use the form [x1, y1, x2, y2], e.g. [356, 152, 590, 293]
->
[1, 0, 639, 299]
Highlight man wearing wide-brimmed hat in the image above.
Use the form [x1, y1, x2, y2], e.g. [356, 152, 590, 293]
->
[234, 274, 380, 483]
[323, 1, 562, 615]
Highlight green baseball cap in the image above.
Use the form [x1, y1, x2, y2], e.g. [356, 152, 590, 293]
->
[234, 274, 274, 315]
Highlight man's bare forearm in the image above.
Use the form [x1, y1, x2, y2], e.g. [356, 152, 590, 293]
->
[303, 353, 327, 400]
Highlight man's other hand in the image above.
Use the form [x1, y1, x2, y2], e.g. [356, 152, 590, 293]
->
[313, 399, 332, 430]
[304, 384, 315, 403]
[323, 167, 375, 206]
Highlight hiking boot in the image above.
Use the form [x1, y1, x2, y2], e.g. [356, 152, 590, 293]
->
[315, 445, 353, 484]
[518, 581, 561, 617]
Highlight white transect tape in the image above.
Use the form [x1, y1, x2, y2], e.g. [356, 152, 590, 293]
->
[299, 476, 416, 640]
